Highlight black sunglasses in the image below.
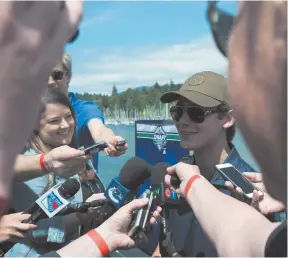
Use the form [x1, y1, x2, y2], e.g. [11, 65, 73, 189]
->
[170, 105, 221, 123]
[207, 1, 235, 57]
[51, 70, 65, 81]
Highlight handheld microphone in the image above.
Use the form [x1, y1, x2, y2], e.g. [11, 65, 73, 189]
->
[61, 157, 153, 230]
[151, 162, 183, 257]
[170, 175, 181, 189]
[79, 157, 152, 228]
[100, 157, 154, 240]
[151, 162, 184, 207]
[23, 178, 80, 224]
[104, 157, 152, 208]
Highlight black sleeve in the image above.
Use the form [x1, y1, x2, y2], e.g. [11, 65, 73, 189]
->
[265, 221, 287, 257]
[40, 251, 61, 257]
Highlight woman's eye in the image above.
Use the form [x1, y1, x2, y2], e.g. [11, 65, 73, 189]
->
[48, 119, 60, 124]
[66, 114, 73, 120]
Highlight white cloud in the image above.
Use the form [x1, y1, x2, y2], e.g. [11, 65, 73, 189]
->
[80, 9, 120, 29]
[70, 35, 228, 94]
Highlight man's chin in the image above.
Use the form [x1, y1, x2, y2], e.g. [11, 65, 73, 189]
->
[180, 142, 194, 150]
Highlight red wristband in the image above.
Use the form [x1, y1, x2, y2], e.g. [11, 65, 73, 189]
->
[87, 229, 109, 256]
[39, 153, 46, 170]
[184, 175, 201, 198]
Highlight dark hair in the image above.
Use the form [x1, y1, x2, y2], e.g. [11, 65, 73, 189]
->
[26, 88, 77, 192]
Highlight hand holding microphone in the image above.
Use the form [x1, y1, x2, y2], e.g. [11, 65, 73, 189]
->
[55, 198, 162, 257]
[95, 198, 161, 252]
[165, 162, 201, 198]
[22, 178, 80, 224]
[0, 213, 37, 243]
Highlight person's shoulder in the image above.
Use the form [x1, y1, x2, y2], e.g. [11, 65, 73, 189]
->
[226, 145, 257, 172]
[69, 92, 101, 109]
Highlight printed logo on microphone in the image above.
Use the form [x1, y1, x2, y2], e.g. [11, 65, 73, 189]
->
[105, 177, 130, 208]
[41, 192, 64, 213]
[165, 188, 171, 199]
[108, 186, 123, 205]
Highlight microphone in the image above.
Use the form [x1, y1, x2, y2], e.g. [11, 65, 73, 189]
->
[59, 157, 153, 230]
[151, 162, 183, 257]
[22, 178, 80, 224]
[170, 175, 181, 189]
[82, 157, 153, 229]
[104, 156, 152, 208]
[151, 162, 184, 207]
[102, 157, 156, 240]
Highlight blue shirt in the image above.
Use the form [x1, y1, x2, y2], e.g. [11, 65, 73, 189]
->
[69, 92, 104, 172]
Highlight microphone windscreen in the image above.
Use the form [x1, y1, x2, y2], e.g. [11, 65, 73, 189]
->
[151, 162, 170, 185]
[118, 157, 152, 190]
[58, 178, 80, 199]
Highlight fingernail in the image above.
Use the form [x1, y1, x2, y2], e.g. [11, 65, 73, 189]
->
[142, 198, 148, 203]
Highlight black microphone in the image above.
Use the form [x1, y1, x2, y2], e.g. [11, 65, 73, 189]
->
[83, 157, 153, 229]
[23, 178, 80, 224]
[151, 162, 183, 257]
[151, 162, 184, 207]
[59, 157, 153, 229]
[104, 156, 152, 208]
[171, 175, 181, 189]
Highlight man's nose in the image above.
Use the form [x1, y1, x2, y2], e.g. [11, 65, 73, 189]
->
[48, 81, 58, 89]
[179, 111, 191, 125]
[48, 76, 55, 85]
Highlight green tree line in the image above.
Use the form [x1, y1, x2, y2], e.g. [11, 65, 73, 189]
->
[74, 81, 182, 122]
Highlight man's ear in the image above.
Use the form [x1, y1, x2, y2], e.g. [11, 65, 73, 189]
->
[66, 72, 72, 84]
[223, 110, 235, 129]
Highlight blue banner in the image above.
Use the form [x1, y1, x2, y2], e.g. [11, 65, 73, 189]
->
[135, 120, 189, 196]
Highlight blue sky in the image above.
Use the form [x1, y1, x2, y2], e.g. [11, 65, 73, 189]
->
[67, 1, 238, 94]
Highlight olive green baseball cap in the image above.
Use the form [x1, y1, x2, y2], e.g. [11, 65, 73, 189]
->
[160, 71, 230, 107]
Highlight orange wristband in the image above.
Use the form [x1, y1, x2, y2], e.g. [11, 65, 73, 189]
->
[87, 230, 109, 256]
[184, 175, 201, 198]
[39, 153, 46, 170]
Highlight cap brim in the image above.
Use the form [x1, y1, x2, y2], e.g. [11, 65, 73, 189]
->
[160, 90, 222, 107]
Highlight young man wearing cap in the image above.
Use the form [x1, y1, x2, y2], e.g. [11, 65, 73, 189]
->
[152, 71, 257, 257]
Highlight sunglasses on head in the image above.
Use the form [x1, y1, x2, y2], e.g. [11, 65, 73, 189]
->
[170, 105, 224, 123]
[207, 1, 235, 57]
[51, 70, 65, 81]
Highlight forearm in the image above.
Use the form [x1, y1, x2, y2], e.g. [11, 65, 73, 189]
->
[88, 119, 115, 142]
[57, 229, 108, 257]
[186, 177, 278, 257]
[13, 155, 47, 182]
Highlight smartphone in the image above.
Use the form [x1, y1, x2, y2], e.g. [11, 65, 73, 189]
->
[116, 140, 127, 149]
[215, 163, 264, 200]
[82, 141, 108, 155]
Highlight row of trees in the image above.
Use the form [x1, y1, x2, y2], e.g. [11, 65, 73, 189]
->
[74, 81, 182, 122]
